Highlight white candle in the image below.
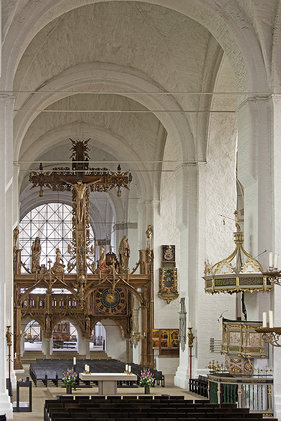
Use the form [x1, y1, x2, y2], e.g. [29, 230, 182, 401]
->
[15, 352, 17, 358]
[189, 321, 192, 328]
[269, 311, 274, 328]
[128, 365, 131, 372]
[274, 254, 278, 269]
[263, 312, 267, 327]
[269, 252, 273, 268]
[73, 357, 76, 365]
[125, 364, 128, 371]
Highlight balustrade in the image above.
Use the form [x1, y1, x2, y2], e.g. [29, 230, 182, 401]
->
[208, 373, 273, 416]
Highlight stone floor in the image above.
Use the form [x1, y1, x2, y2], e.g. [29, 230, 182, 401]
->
[11, 370, 203, 421]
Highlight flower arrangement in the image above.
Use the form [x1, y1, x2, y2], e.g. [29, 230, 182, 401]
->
[139, 368, 155, 386]
[62, 368, 77, 386]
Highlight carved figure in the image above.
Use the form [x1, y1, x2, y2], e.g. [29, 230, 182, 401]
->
[119, 236, 130, 270]
[204, 258, 212, 275]
[52, 248, 65, 273]
[146, 225, 152, 250]
[13, 227, 19, 250]
[97, 245, 107, 271]
[234, 210, 241, 232]
[31, 237, 41, 273]
[63, 179, 101, 224]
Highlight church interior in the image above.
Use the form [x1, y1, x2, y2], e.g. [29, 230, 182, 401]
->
[1, 0, 281, 419]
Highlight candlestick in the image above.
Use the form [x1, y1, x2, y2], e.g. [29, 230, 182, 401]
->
[269, 311, 274, 328]
[263, 312, 267, 327]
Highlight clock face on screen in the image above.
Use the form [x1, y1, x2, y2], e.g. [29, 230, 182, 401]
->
[95, 287, 127, 315]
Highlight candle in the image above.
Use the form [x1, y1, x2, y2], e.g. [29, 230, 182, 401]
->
[274, 254, 278, 269]
[15, 352, 17, 358]
[189, 321, 192, 328]
[263, 312, 267, 327]
[269, 252, 273, 268]
[219, 318, 223, 330]
[125, 364, 128, 371]
[128, 365, 131, 373]
[73, 357, 76, 365]
[269, 311, 274, 328]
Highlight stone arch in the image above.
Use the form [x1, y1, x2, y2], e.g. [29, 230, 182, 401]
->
[18, 121, 151, 202]
[51, 317, 83, 342]
[15, 63, 192, 165]
[2, 0, 268, 94]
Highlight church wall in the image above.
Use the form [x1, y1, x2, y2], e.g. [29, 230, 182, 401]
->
[153, 134, 180, 374]
[101, 320, 126, 362]
[195, 55, 238, 374]
[154, 134, 180, 329]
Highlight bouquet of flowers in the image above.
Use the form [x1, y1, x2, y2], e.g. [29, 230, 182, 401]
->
[139, 368, 155, 386]
[62, 368, 77, 385]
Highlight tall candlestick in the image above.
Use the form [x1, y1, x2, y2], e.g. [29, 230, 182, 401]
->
[269, 252, 273, 268]
[269, 311, 274, 328]
[263, 312, 267, 327]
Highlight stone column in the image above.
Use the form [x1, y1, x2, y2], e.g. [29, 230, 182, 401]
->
[237, 96, 273, 320]
[42, 337, 52, 358]
[174, 164, 198, 389]
[0, 95, 14, 417]
[271, 95, 281, 419]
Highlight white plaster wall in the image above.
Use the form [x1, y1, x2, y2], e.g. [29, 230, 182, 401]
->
[101, 319, 126, 362]
[195, 55, 237, 374]
[154, 133, 180, 328]
[155, 356, 179, 375]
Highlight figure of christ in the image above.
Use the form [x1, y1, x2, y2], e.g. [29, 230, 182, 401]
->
[62, 179, 101, 224]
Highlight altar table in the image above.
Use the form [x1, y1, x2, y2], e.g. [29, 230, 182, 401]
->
[79, 372, 138, 395]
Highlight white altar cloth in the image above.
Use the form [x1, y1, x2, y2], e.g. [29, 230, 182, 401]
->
[79, 372, 137, 394]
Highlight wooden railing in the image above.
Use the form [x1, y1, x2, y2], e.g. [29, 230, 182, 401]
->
[208, 373, 273, 417]
[22, 294, 79, 311]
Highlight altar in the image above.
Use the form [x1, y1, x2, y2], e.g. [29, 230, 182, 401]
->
[79, 372, 138, 395]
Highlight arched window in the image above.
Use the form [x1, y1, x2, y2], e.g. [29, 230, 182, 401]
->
[19, 203, 95, 272]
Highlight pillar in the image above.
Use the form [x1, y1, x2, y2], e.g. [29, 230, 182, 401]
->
[271, 94, 281, 419]
[0, 95, 14, 417]
[174, 164, 198, 389]
[237, 96, 273, 320]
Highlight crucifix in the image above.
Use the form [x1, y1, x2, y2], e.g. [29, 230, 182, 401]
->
[29, 139, 132, 278]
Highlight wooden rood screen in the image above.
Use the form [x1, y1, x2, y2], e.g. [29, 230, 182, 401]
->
[13, 139, 154, 369]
